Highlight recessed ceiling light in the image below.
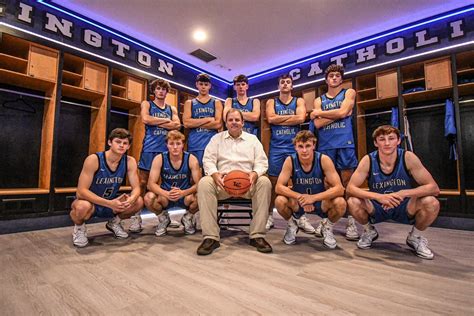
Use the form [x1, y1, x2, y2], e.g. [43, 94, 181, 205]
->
[193, 30, 207, 42]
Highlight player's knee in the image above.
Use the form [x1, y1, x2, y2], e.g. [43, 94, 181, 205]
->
[421, 196, 440, 214]
[71, 200, 93, 219]
[347, 197, 361, 210]
[144, 192, 156, 208]
[333, 197, 347, 214]
[274, 195, 288, 211]
[134, 196, 144, 210]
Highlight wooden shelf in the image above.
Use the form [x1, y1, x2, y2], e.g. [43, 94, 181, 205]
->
[358, 87, 376, 93]
[402, 87, 452, 103]
[402, 78, 425, 85]
[62, 70, 83, 80]
[0, 188, 50, 196]
[458, 82, 474, 96]
[0, 68, 55, 91]
[457, 68, 474, 75]
[119, 186, 132, 191]
[62, 83, 105, 102]
[54, 187, 77, 194]
[439, 189, 460, 196]
[111, 95, 141, 109]
[466, 190, 474, 197]
[112, 84, 126, 91]
[0, 53, 28, 73]
[357, 96, 398, 110]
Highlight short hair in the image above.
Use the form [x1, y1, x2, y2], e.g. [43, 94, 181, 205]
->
[293, 130, 317, 145]
[150, 78, 171, 93]
[278, 74, 293, 84]
[225, 108, 244, 122]
[166, 130, 185, 142]
[196, 73, 211, 83]
[233, 74, 248, 84]
[372, 125, 401, 141]
[108, 128, 132, 143]
[325, 64, 345, 80]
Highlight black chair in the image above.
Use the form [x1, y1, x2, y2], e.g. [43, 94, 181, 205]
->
[217, 198, 252, 227]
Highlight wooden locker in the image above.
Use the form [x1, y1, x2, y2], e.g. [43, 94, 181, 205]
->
[127, 77, 145, 102]
[84, 62, 107, 93]
[28, 44, 58, 82]
[376, 70, 398, 99]
[425, 58, 452, 90]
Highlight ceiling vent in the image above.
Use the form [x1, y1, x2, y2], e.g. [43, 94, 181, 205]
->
[189, 49, 217, 63]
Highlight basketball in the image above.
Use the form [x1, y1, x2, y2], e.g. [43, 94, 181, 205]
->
[223, 170, 251, 197]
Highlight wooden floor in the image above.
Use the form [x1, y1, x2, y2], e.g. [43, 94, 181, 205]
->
[1, 213, 473, 315]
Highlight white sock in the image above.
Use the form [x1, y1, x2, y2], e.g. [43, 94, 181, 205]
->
[411, 226, 423, 236]
[112, 215, 121, 224]
[363, 222, 373, 231]
[325, 218, 334, 227]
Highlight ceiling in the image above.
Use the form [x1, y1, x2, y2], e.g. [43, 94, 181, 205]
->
[53, 0, 472, 81]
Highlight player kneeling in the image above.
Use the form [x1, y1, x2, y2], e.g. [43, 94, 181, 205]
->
[275, 131, 346, 249]
[144, 131, 201, 236]
[70, 128, 144, 247]
[346, 125, 440, 259]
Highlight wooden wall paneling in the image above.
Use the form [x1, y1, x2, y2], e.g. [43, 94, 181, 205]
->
[425, 57, 452, 90]
[376, 70, 398, 99]
[89, 96, 108, 154]
[302, 88, 316, 113]
[260, 99, 270, 156]
[126, 76, 145, 102]
[84, 62, 107, 94]
[28, 44, 58, 82]
[128, 106, 144, 162]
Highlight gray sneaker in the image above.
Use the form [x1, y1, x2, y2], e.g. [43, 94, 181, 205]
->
[283, 217, 299, 245]
[322, 223, 337, 249]
[155, 211, 171, 237]
[72, 223, 88, 247]
[296, 214, 316, 234]
[314, 218, 327, 238]
[181, 212, 196, 235]
[406, 233, 434, 259]
[106, 218, 129, 239]
[265, 215, 274, 230]
[357, 225, 378, 249]
[345, 216, 360, 241]
[129, 214, 142, 233]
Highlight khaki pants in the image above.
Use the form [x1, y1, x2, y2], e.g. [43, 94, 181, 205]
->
[197, 175, 271, 241]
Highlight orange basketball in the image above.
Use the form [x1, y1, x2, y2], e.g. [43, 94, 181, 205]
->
[223, 170, 251, 197]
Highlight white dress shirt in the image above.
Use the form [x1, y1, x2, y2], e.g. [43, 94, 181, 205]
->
[203, 131, 268, 177]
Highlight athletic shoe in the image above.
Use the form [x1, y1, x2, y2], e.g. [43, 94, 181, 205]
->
[406, 233, 434, 260]
[105, 217, 129, 239]
[283, 217, 299, 245]
[345, 216, 360, 241]
[296, 214, 316, 234]
[181, 212, 196, 235]
[265, 215, 274, 230]
[314, 218, 327, 238]
[72, 223, 88, 247]
[357, 225, 378, 249]
[322, 223, 337, 249]
[155, 211, 171, 237]
[129, 214, 142, 233]
[169, 220, 181, 228]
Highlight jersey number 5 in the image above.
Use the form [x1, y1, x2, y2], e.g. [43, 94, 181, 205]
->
[103, 187, 114, 198]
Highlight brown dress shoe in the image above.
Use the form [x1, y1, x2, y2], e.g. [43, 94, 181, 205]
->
[197, 238, 220, 256]
[249, 237, 273, 253]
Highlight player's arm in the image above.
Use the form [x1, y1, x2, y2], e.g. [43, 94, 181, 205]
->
[397, 151, 440, 199]
[201, 99, 223, 130]
[76, 155, 116, 208]
[311, 97, 334, 129]
[275, 157, 300, 199]
[346, 155, 379, 200]
[310, 155, 345, 202]
[241, 99, 260, 122]
[182, 99, 212, 128]
[125, 156, 141, 205]
[159, 106, 181, 130]
[279, 97, 307, 125]
[266, 99, 290, 124]
[147, 154, 170, 199]
[315, 89, 356, 120]
[181, 154, 201, 196]
[140, 101, 172, 126]
[223, 98, 233, 124]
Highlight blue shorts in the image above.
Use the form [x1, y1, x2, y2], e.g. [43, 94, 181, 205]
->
[369, 198, 415, 225]
[94, 205, 115, 218]
[138, 152, 160, 171]
[166, 198, 187, 210]
[294, 201, 327, 219]
[319, 148, 358, 170]
[188, 150, 204, 168]
[268, 149, 294, 177]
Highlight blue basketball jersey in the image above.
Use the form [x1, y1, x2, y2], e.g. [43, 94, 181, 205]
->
[368, 148, 413, 194]
[160, 151, 192, 190]
[188, 98, 217, 152]
[232, 97, 258, 135]
[317, 89, 354, 150]
[142, 101, 173, 153]
[270, 97, 300, 149]
[90, 152, 127, 200]
[291, 151, 325, 195]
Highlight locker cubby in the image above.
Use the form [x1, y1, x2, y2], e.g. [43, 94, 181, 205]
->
[456, 51, 474, 97]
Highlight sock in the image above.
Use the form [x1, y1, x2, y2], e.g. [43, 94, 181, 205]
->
[325, 218, 334, 227]
[363, 222, 372, 231]
[411, 226, 423, 236]
[111, 215, 121, 224]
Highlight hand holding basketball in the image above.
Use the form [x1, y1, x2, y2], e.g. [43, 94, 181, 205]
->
[223, 170, 251, 197]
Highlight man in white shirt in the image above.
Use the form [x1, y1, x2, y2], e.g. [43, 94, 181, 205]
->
[197, 108, 272, 255]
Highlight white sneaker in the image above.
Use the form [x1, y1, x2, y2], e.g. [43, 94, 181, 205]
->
[345, 216, 360, 241]
[283, 217, 299, 245]
[181, 212, 196, 235]
[265, 215, 274, 230]
[322, 222, 337, 249]
[406, 233, 434, 260]
[296, 214, 316, 234]
[314, 218, 326, 238]
[155, 211, 171, 237]
[129, 214, 142, 233]
[357, 225, 378, 249]
[105, 217, 129, 239]
[72, 223, 88, 247]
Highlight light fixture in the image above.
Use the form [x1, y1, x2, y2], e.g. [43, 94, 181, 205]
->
[193, 29, 207, 42]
